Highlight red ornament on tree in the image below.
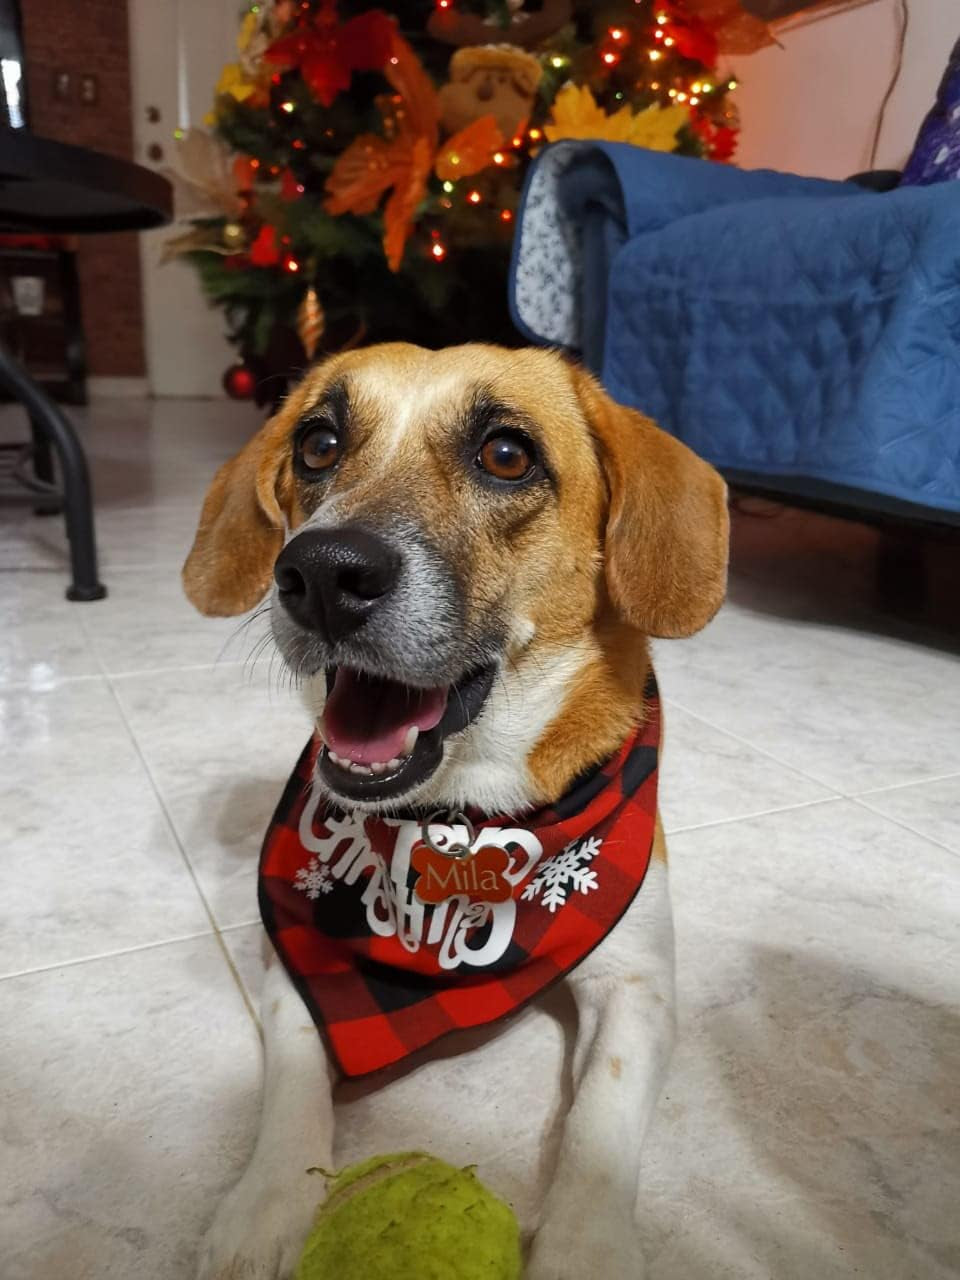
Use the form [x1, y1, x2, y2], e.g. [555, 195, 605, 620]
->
[249, 224, 281, 267]
[223, 362, 257, 399]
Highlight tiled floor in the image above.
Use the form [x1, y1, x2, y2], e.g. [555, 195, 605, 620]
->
[1, 399, 958, 1279]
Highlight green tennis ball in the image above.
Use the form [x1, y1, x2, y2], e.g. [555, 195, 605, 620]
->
[294, 1151, 522, 1280]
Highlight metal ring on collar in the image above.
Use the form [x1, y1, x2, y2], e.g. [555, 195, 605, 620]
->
[420, 809, 476, 860]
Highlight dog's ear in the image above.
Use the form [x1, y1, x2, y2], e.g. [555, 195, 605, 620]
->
[182, 413, 295, 617]
[572, 367, 729, 638]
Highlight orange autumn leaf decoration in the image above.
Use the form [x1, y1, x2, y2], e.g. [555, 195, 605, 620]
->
[325, 33, 505, 270]
[435, 114, 504, 183]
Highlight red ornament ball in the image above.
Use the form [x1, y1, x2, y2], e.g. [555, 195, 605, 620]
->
[223, 362, 257, 400]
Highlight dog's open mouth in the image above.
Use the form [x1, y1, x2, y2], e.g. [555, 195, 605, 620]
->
[316, 663, 496, 802]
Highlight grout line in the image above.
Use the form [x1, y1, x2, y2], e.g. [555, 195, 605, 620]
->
[850, 771, 960, 799]
[1, 663, 250, 695]
[219, 919, 264, 933]
[662, 696, 844, 797]
[850, 795, 960, 860]
[0, 928, 219, 983]
[217, 923, 267, 1036]
[1, 671, 106, 693]
[663, 695, 960, 802]
[80, 622, 262, 1034]
[97, 659, 246, 682]
[664, 795, 840, 838]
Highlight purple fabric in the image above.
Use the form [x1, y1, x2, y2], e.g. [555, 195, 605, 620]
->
[901, 36, 960, 186]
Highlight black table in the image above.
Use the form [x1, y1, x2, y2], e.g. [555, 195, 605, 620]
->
[0, 129, 172, 599]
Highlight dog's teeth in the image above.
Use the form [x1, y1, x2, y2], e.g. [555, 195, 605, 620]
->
[351, 762, 376, 776]
[386, 757, 402, 770]
[401, 725, 419, 756]
[370, 762, 387, 774]
[328, 749, 342, 765]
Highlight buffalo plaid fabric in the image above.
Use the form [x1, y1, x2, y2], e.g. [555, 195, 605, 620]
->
[259, 681, 661, 1077]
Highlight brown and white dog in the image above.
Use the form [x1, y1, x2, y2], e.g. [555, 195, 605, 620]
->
[183, 342, 728, 1280]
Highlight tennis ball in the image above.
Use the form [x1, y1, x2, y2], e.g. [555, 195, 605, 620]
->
[294, 1151, 522, 1280]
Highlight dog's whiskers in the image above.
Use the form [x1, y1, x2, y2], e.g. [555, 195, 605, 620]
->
[243, 631, 277, 682]
[218, 600, 274, 668]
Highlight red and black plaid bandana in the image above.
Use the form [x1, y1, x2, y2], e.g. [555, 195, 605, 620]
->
[259, 684, 661, 1077]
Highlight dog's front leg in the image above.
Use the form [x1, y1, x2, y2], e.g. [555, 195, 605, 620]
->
[197, 953, 335, 1280]
[527, 862, 676, 1280]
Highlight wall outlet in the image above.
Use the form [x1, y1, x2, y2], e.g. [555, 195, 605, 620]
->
[79, 74, 99, 106]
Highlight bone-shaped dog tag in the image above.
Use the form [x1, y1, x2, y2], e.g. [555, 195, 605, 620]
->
[412, 844, 512, 906]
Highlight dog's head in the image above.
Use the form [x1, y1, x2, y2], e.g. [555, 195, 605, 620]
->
[184, 344, 727, 813]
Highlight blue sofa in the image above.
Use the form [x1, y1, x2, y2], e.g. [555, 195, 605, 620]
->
[509, 141, 960, 527]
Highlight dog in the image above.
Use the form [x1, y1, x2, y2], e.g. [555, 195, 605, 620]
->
[183, 342, 728, 1280]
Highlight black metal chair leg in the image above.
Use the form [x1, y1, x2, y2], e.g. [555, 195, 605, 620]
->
[0, 341, 106, 600]
[30, 414, 56, 482]
[30, 414, 62, 516]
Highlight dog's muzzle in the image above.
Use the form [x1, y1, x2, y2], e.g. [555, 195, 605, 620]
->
[272, 524, 498, 805]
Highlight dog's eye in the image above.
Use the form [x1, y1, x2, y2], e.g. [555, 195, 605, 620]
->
[299, 425, 340, 472]
[477, 432, 534, 482]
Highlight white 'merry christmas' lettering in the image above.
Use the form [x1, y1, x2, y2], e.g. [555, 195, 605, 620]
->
[296, 793, 545, 969]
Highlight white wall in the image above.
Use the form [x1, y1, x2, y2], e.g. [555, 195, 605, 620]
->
[128, 0, 238, 397]
[731, 0, 958, 179]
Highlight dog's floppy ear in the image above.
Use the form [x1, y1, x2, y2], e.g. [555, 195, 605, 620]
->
[182, 413, 295, 617]
[572, 367, 729, 638]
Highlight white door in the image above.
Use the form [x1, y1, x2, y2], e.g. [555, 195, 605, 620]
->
[127, 0, 237, 396]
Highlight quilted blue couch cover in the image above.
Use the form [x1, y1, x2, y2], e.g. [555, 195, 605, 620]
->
[509, 141, 960, 518]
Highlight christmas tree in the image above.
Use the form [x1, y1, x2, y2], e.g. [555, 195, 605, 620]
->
[166, 0, 771, 401]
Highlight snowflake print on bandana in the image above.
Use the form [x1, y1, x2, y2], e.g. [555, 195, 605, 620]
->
[293, 856, 334, 900]
[521, 835, 602, 913]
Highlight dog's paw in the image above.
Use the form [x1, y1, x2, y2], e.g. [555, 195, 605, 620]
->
[196, 1170, 319, 1280]
[526, 1199, 644, 1280]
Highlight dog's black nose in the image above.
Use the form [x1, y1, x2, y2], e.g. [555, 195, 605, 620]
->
[274, 528, 401, 640]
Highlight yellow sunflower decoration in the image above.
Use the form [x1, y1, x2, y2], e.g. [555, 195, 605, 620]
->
[214, 62, 257, 105]
[210, 4, 278, 114]
[544, 84, 688, 150]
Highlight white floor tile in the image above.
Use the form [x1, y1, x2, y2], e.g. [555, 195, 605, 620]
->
[0, 679, 210, 976]
[660, 702, 834, 832]
[857, 775, 960, 857]
[79, 568, 266, 676]
[0, 935, 261, 1280]
[0, 568, 78, 622]
[0, 615, 99, 689]
[1, 502, 207, 573]
[639, 800, 960, 1280]
[0, 519, 72, 573]
[113, 665, 313, 929]
[653, 604, 960, 794]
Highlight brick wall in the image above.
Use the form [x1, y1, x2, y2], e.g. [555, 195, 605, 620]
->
[21, 0, 145, 378]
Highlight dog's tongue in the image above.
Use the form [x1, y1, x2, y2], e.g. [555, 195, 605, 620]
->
[322, 668, 448, 765]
